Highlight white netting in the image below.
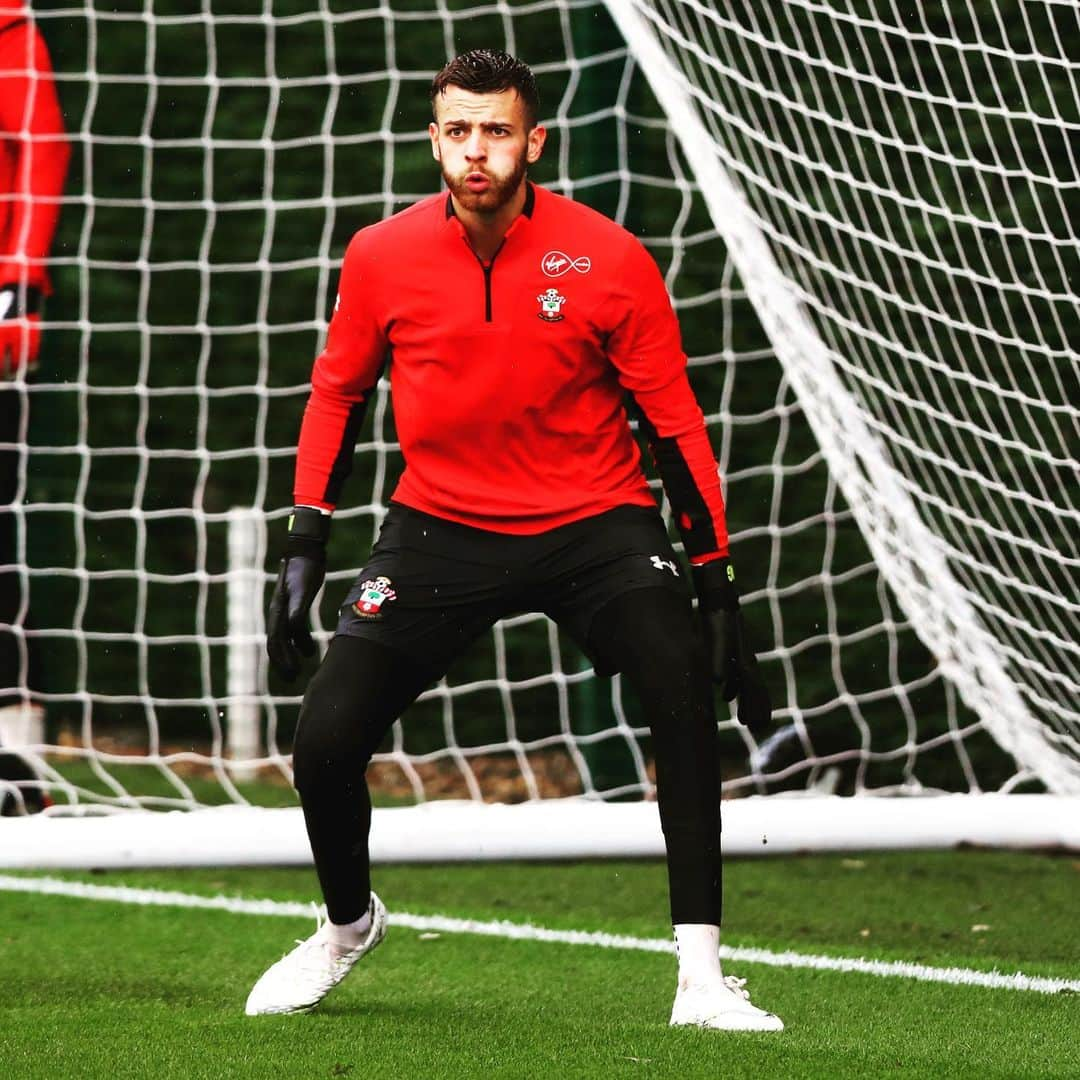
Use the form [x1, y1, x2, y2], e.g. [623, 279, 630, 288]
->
[4, 0, 1076, 832]
[606, 0, 1079, 792]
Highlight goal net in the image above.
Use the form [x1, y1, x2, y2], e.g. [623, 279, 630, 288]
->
[3, 0, 1077, 863]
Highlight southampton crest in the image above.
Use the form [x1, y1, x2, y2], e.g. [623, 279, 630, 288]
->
[537, 288, 567, 322]
[351, 576, 397, 620]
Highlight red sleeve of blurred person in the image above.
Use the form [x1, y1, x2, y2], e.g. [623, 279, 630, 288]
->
[0, 5, 70, 293]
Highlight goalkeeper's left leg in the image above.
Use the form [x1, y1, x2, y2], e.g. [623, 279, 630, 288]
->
[585, 587, 783, 1031]
[586, 587, 722, 925]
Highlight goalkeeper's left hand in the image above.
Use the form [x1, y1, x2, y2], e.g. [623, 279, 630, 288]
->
[0, 284, 43, 380]
[692, 558, 773, 734]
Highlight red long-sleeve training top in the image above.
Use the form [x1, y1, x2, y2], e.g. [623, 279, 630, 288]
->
[295, 183, 729, 561]
[0, 8, 69, 291]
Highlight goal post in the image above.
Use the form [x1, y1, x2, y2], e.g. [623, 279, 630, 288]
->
[2, 0, 1077, 866]
[5, 796, 1080, 870]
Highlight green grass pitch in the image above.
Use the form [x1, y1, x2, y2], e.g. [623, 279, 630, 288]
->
[1, 852, 1077, 1079]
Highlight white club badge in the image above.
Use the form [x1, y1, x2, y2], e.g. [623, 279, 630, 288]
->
[537, 288, 567, 323]
[352, 576, 397, 620]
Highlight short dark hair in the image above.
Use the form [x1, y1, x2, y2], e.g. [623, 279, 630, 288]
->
[430, 49, 540, 128]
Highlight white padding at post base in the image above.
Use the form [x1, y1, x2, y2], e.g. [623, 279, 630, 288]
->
[2, 794, 1078, 869]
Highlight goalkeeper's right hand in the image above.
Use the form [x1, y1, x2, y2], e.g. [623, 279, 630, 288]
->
[266, 506, 330, 681]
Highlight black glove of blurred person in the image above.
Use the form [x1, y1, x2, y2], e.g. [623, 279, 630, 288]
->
[692, 558, 773, 734]
[266, 506, 330, 681]
[0, 283, 43, 379]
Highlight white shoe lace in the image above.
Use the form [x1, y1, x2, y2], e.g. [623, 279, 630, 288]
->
[279, 906, 343, 974]
[294, 903, 327, 949]
[292, 902, 377, 971]
[722, 975, 751, 1002]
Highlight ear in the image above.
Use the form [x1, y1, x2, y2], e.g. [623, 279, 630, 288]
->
[526, 124, 547, 165]
[429, 121, 441, 162]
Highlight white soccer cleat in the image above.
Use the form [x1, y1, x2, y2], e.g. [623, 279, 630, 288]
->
[244, 893, 388, 1016]
[669, 974, 784, 1032]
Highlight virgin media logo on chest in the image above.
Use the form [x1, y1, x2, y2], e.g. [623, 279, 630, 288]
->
[541, 251, 592, 278]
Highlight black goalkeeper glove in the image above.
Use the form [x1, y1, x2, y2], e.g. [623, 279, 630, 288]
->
[266, 506, 330, 682]
[692, 558, 773, 734]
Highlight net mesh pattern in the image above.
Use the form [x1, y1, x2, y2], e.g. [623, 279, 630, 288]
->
[4, 0, 1074, 815]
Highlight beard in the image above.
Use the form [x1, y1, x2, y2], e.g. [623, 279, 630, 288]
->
[442, 146, 529, 215]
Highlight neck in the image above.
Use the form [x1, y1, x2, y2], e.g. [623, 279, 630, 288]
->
[452, 181, 528, 261]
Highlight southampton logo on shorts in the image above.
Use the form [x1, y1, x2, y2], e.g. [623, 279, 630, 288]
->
[352, 576, 397, 620]
[537, 288, 567, 322]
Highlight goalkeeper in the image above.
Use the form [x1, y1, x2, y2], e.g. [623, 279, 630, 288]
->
[247, 49, 783, 1032]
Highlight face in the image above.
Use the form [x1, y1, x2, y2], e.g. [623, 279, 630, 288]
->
[429, 86, 546, 215]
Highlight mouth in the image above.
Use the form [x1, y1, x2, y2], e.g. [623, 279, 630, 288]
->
[464, 172, 491, 193]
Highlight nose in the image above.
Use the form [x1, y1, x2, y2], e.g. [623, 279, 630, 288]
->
[465, 131, 486, 161]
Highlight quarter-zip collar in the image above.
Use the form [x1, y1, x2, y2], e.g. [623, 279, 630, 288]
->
[445, 183, 536, 322]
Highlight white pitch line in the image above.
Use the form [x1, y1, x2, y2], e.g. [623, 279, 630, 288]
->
[1, 873, 1077, 996]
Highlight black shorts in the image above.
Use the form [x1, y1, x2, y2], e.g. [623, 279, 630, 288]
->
[335, 502, 690, 677]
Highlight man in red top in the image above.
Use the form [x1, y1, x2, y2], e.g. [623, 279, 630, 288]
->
[247, 50, 782, 1032]
[0, 5, 70, 705]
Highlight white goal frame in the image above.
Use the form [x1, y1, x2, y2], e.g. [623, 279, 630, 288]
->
[3, 795, 1079, 870]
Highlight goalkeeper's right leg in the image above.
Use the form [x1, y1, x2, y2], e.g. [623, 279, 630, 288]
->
[292, 636, 438, 925]
[245, 636, 437, 1015]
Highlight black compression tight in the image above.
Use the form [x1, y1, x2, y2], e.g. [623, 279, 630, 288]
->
[292, 636, 438, 924]
[586, 587, 722, 926]
[294, 587, 720, 927]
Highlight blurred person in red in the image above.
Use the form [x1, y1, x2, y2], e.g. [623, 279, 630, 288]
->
[0, 4, 70, 708]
